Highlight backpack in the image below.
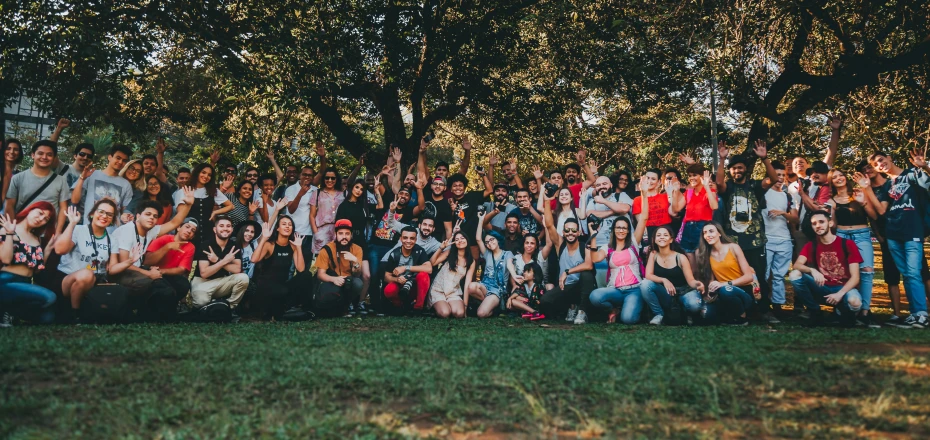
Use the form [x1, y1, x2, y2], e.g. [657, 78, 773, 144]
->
[81, 283, 131, 324]
[144, 279, 180, 323]
[198, 299, 233, 323]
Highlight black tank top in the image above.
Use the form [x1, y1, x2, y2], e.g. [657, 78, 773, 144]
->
[832, 197, 868, 227]
[653, 254, 688, 287]
[261, 242, 293, 280]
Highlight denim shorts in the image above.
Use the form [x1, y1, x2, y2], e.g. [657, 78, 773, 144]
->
[678, 221, 707, 253]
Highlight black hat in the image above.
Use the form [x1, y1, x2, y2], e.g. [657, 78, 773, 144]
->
[809, 161, 830, 175]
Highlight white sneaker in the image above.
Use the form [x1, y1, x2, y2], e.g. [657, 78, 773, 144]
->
[0, 312, 12, 328]
[565, 307, 578, 322]
[649, 315, 663, 325]
[573, 310, 588, 325]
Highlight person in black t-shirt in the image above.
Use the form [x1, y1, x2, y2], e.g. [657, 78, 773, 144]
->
[447, 173, 492, 255]
[423, 176, 454, 241]
[190, 216, 249, 310]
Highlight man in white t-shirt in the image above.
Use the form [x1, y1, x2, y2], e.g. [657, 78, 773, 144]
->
[762, 161, 799, 318]
[582, 175, 633, 288]
[284, 165, 317, 265]
[110, 189, 194, 319]
[71, 144, 135, 225]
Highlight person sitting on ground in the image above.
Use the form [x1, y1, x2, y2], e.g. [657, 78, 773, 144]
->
[190, 215, 249, 311]
[0, 202, 58, 326]
[507, 232, 552, 292]
[507, 261, 546, 320]
[587, 203, 649, 325]
[789, 210, 863, 327]
[694, 222, 758, 326]
[381, 226, 433, 313]
[251, 214, 311, 320]
[314, 219, 364, 316]
[470, 212, 515, 318]
[428, 231, 475, 319]
[142, 218, 200, 315]
[55, 202, 142, 321]
[640, 225, 707, 325]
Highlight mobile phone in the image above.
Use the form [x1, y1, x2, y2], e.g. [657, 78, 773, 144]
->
[423, 132, 435, 143]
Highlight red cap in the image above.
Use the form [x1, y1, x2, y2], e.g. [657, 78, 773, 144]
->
[335, 219, 353, 231]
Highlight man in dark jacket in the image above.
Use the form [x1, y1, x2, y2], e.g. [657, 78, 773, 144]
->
[381, 226, 433, 312]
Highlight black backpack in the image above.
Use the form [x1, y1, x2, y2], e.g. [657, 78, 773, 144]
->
[198, 299, 233, 323]
[81, 283, 131, 324]
[144, 279, 180, 322]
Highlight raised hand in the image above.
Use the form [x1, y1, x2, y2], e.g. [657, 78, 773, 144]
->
[0, 214, 16, 235]
[221, 174, 235, 191]
[261, 222, 273, 239]
[439, 238, 451, 250]
[156, 138, 167, 154]
[209, 148, 221, 165]
[65, 206, 81, 224]
[587, 159, 598, 175]
[532, 165, 543, 180]
[315, 140, 326, 157]
[463, 137, 473, 151]
[852, 189, 866, 204]
[576, 148, 587, 164]
[120, 213, 134, 224]
[57, 118, 71, 130]
[452, 218, 463, 234]
[717, 141, 730, 160]
[702, 170, 712, 187]
[752, 139, 767, 159]
[827, 114, 843, 131]
[223, 248, 240, 262]
[290, 233, 304, 247]
[510, 156, 518, 170]
[389, 194, 399, 211]
[419, 137, 428, 153]
[81, 165, 95, 180]
[248, 200, 260, 214]
[679, 152, 696, 165]
[391, 146, 402, 163]
[909, 147, 928, 169]
[488, 153, 499, 167]
[204, 246, 219, 264]
[853, 172, 870, 188]
[265, 148, 275, 161]
[129, 243, 144, 263]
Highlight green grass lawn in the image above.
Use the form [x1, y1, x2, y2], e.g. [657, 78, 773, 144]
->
[2, 318, 929, 439]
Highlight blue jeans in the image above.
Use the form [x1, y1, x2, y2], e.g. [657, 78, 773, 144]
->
[0, 271, 56, 324]
[589, 285, 643, 324]
[789, 273, 862, 315]
[639, 279, 702, 316]
[887, 239, 929, 316]
[765, 238, 793, 305]
[715, 285, 752, 323]
[836, 228, 874, 311]
[593, 260, 609, 289]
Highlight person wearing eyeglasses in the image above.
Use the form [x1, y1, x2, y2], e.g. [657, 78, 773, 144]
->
[62, 143, 95, 189]
[71, 144, 136, 226]
[55, 201, 142, 322]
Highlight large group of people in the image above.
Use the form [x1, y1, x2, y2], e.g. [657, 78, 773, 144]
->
[2, 116, 929, 329]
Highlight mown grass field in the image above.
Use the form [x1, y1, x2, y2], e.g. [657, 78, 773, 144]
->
[2, 317, 929, 439]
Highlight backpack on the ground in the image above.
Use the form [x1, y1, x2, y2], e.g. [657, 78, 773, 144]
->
[144, 279, 180, 322]
[197, 299, 233, 323]
[81, 283, 131, 324]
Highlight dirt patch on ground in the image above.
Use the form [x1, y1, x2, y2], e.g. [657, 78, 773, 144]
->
[799, 343, 930, 356]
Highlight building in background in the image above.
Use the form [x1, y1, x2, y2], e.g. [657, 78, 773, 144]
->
[3, 95, 56, 139]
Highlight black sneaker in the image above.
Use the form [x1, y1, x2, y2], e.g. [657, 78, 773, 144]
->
[357, 302, 369, 316]
[231, 308, 241, 324]
[914, 315, 929, 329]
[345, 303, 356, 318]
[856, 314, 881, 329]
[725, 317, 749, 326]
[895, 315, 922, 329]
[884, 315, 904, 327]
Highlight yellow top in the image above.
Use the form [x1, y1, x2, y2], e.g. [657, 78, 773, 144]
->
[710, 247, 743, 283]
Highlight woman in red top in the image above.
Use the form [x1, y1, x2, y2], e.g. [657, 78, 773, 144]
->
[632, 168, 678, 251]
[672, 163, 718, 262]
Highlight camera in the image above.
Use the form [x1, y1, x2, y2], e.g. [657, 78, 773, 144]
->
[475, 165, 485, 174]
[477, 205, 487, 215]
[423, 132, 435, 143]
[586, 214, 602, 232]
[545, 183, 559, 198]
[734, 211, 750, 222]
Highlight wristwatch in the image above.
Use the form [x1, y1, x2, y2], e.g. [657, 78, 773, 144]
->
[727, 281, 733, 286]
[564, 269, 570, 276]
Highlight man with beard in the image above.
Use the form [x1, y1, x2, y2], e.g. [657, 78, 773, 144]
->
[865, 150, 930, 329]
[500, 158, 523, 197]
[384, 216, 442, 257]
[482, 183, 518, 232]
[582, 174, 633, 288]
[539, 217, 595, 324]
[797, 160, 834, 242]
[381, 226, 433, 312]
[537, 149, 596, 209]
[274, 165, 300, 199]
[504, 188, 542, 237]
[315, 219, 365, 316]
[716, 140, 779, 323]
[789, 210, 863, 327]
[447, 173, 493, 256]
[423, 176, 454, 241]
[143, 218, 200, 311]
[190, 215, 249, 310]
[111, 189, 194, 318]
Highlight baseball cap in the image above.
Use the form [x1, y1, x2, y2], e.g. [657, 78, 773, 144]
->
[335, 219, 353, 232]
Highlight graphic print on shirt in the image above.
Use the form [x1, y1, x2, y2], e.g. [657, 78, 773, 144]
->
[817, 250, 845, 284]
[728, 195, 753, 233]
[424, 200, 439, 220]
[888, 179, 916, 211]
[93, 179, 122, 204]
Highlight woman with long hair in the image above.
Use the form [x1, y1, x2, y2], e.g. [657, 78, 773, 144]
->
[251, 214, 308, 320]
[143, 175, 173, 225]
[587, 207, 649, 324]
[55, 202, 142, 321]
[310, 168, 345, 254]
[540, 187, 586, 238]
[694, 222, 756, 325]
[1, 139, 24, 214]
[119, 159, 147, 215]
[831, 169, 879, 326]
[428, 231, 475, 319]
[0, 202, 58, 326]
[174, 163, 233, 244]
[640, 225, 706, 325]
[470, 212, 514, 318]
[224, 180, 259, 230]
[507, 232, 552, 290]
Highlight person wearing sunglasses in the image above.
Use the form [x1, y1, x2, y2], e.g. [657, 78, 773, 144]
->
[540, 215, 596, 324]
[310, 169, 346, 255]
[61, 143, 95, 189]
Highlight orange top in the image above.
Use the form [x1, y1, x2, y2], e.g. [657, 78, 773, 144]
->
[710, 247, 743, 283]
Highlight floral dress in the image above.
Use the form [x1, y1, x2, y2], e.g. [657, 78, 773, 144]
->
[311, 189, 345, 254]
